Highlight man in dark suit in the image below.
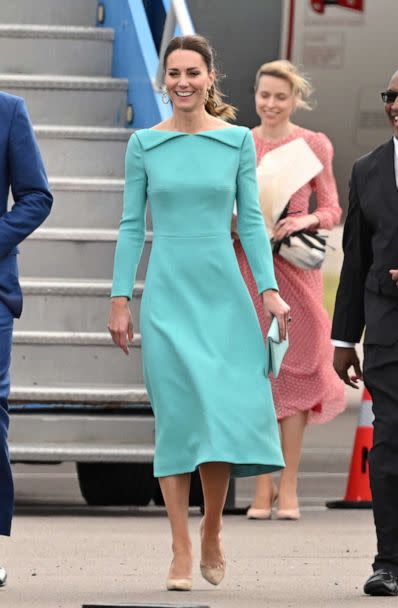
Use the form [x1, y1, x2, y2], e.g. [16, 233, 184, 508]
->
[0, 92, 52, 586]
[332, 69, 398, 596]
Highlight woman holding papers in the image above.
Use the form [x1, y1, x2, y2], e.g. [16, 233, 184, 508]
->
[234, 60, 346, 521]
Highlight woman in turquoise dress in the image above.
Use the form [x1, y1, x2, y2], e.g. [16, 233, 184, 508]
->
[109, 34, 290, 591]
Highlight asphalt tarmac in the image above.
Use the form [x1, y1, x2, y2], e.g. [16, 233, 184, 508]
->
[2, 390, 385, 608]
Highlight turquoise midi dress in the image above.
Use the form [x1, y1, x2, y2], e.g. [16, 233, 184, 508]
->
[111, 126, 284, 478]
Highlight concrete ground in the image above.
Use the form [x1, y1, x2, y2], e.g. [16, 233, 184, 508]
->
[1, 390, 386, 608]
[0, 509, 377, 608]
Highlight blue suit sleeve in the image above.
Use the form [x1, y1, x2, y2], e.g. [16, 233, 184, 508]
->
[111, 134, 147, 298]
[236, 131, 278, 294]
[0, 98, 52, 259]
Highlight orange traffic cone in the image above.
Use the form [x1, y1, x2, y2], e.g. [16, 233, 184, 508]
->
[326, 387, 373, 509]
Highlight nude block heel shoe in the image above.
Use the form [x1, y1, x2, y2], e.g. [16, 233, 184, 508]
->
[200, 518, 226, 586]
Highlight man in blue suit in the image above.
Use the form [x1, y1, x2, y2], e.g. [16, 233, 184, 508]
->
[0, 92, 52, 587]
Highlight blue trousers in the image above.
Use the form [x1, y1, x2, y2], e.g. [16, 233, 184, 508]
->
[0, 301, 13, 536]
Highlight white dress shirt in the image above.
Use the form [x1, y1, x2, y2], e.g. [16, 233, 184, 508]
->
[333, 137, 398, 348]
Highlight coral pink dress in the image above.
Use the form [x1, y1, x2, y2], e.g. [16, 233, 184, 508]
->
[234, 126, 346, 424]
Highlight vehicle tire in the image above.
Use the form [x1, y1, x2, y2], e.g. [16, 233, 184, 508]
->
[153, 469, 204, 506]
[76, 462, 155, 506]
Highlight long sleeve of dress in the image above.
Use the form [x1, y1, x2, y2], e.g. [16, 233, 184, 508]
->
[237, 130, 278, 294]
[111, 133, 147, 298]
[310, 132, 342, 229]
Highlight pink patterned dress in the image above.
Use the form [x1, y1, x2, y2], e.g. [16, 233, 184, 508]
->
[234, 126, 346, 424]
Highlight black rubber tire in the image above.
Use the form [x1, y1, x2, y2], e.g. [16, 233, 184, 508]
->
[153, 469, 204, 506]
[76, 462, 155, 506]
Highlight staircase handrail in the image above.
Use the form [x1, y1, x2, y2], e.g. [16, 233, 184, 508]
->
[154, 0, 195, 91]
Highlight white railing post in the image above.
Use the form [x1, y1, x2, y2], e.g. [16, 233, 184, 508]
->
[153, 0, 195, 91]
[172, 0, 195, 34]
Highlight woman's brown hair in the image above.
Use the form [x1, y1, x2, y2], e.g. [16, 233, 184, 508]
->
[254, 60, 314, 111]
[163, 34, 237, 121]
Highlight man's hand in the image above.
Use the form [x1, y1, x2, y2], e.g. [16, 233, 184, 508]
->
[389, 269, 398, 286]
[333, 346, 362, 389]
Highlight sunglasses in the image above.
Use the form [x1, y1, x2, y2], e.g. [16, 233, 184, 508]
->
[381, 90, 398, 104]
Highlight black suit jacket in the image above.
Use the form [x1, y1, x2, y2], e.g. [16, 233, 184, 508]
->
[332, 138, 398, 346]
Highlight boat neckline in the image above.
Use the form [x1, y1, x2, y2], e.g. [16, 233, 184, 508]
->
[147, 127, 240, 135]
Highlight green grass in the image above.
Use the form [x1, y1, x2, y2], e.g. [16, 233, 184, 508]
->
[323, 272, 339, 319]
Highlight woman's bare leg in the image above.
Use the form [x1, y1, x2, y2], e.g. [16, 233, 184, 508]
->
[158, 473, 192, 580]
[199, 462, 230, 567]
[278, 410, 308, 510]
[250, 473, 277, 509]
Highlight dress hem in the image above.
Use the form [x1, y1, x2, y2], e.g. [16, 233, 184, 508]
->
[155, 459, 285, 479]
[276, 395, 346, 425]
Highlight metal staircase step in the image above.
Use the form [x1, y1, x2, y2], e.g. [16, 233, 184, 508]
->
[9, 384, 149, 404]
[27, 227, 119, 241]
[0, 25, 114, 76]
[11, 331, 144, 385]
[13, 330, 141, 345]
[0, 75, 128, 126]
[19, 228, 152, 280]
[1, 0, 157, 467]
[50, 176, 125, 187]
[20, 278, 121, 296]
[34, 126, 133, 177]
[8, 409, 151, 441]
[35, 125, 132, 139]
[0, 24, 113, 39]
[35, 178, 152, 230]
[8, 412, 154, 463]
[0, 1, 98, 26]
[15, 278, 143, 332]
[9, 442, 154, 463]
[46, 178, 125, 229]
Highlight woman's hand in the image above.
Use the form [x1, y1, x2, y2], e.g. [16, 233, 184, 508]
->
[273, 213, 320, 242]
[108, 297, 134, 355]
[262, 290, 291, 341]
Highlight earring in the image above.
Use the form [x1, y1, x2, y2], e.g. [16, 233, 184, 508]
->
[204, 89, 210, 104]
[161, 90, 170, 104]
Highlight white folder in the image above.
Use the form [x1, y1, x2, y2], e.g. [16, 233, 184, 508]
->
[256, 137, 323, 237]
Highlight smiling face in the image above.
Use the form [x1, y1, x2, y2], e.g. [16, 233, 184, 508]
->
[384, 71, 398, 137]
[164, 49, 215, 113]
[255, 74, 297, 128]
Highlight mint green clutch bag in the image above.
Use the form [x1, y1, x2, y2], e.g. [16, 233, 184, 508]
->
[266, 316, 289, 378]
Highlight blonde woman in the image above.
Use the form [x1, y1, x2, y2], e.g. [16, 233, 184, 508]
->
[235, 60, 346, 520]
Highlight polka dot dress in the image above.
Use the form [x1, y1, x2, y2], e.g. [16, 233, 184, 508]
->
[234, 126, 346, 424]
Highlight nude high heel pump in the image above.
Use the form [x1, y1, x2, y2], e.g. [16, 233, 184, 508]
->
[276, 507, 300, 520]
[200, 561, 226, 586]
[166, 557, 193, 591]
[166, 577, 193, 591]
[246, 485, 278, 520]
[200, 518, 226, 586]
